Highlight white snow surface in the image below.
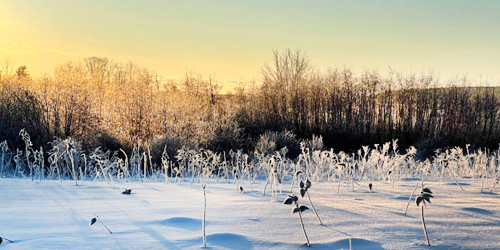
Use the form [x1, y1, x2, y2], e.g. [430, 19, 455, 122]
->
[1, 178, 499, 250]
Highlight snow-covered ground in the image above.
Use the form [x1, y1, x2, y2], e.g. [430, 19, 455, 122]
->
[1, 178, 499, 250]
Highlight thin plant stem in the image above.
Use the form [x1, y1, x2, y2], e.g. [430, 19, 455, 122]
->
[297, 206, 310, 247]
[96, 215, 112, 234]
[337, 170, 342, 194]
[67, 146, 77, 186]
[421, 205, 430, 246]
[306, 190, 322, 225]
[263, 174, 270, 196]
[202, 184, 207, 247]
[447, 168, 464, 191]
[404, 182, 420, 215]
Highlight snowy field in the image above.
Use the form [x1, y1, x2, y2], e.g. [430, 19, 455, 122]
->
[1, 178, 499, 250]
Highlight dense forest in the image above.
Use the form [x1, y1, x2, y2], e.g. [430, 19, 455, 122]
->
[1, 49, 499, 159]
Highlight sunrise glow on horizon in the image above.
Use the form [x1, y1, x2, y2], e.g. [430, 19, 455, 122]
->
[1, 0, 499, 83]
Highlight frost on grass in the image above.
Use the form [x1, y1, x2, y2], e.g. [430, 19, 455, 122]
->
[1, 131, 500, 249]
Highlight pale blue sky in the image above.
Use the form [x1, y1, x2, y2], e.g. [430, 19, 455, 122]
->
[1, 0, 499, 83]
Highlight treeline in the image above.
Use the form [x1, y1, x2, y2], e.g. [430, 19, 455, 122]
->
[0, 58, 237, 156]
[1, 50, 499, 158]
[236, 50, 500, 155]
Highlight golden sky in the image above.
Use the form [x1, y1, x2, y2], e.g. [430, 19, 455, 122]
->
[1, 0, 499, 83]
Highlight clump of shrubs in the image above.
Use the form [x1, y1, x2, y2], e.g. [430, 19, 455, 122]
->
[255, 130, 300, 158]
